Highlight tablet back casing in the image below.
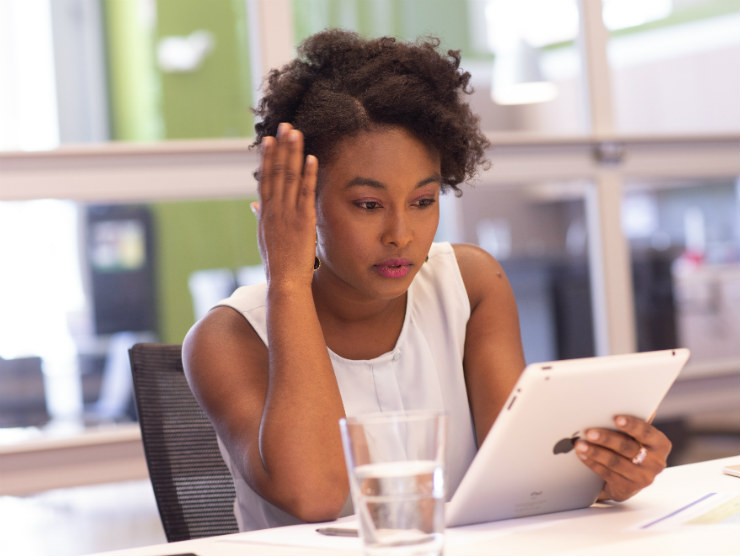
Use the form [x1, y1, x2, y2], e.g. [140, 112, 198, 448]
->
[446, 348, 689, 527]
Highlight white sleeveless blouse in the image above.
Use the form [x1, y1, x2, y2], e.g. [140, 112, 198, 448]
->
[215, 241, 477, 531]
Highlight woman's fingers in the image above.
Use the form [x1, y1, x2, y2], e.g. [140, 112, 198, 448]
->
[575, 415, 671, 502]
[258, 136, 276, 202]
[614, 415, 672, 458]
[580, 415, 670, 466]
[298, 155, 318, 213]
[259, 123, 312, 211]
[283, 127, 307, 207]
[254, 123, 318, 283]
[259, 123, 292, 205]
[267, 123, 292, 205]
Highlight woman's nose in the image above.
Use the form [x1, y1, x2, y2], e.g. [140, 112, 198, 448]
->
[381, 211, 413, 248]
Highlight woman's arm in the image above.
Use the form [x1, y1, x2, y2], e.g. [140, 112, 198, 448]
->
[455, 243, 672, 500]
[455, 243, 526, 448]
[182, 124, 348, 522]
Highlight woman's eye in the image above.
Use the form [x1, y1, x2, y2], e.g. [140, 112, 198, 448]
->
[356, 201, 381, 210]
[416, 198, 436, 208]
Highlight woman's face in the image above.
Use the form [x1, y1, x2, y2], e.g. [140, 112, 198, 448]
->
[315, 126, 441, 302]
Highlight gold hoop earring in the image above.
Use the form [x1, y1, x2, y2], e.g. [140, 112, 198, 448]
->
[314, 256, 321, 271]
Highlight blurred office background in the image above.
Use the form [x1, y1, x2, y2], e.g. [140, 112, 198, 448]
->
[0, 0, 738, 554]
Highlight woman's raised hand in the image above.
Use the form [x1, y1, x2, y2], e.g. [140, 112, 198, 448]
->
[255, 123, 318, 286]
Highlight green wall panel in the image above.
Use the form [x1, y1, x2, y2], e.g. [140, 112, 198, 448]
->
[102, 0, 162, 141]
[155, 0, 253, 140]
[152, 199, 260, 344]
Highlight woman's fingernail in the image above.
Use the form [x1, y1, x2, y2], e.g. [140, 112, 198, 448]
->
[576, 441, 588, 452]
[250, 201, 260, 214]
[587, 430, 600, 441]
[616, 416, 627, 427]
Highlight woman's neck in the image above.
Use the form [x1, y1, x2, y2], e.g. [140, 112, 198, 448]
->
[311, 277, 408, 360]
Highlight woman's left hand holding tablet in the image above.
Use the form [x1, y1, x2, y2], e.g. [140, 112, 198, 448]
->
[575, 414, 672, 502]
[255, 122, 318, 287]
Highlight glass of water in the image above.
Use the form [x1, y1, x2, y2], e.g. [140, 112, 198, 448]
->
[339, 410, 447, 556]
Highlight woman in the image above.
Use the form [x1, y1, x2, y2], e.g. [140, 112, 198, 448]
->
[183, 29, 671, 531]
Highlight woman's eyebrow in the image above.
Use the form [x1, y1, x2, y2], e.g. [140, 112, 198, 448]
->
[345, 177, 385, 189]
[419, 173, 443, 188]
[345, 173, 442, 190]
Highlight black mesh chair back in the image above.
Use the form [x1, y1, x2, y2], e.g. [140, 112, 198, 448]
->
[129, 343, 239, 541]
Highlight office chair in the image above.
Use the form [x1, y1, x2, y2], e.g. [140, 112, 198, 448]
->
[129, 343, 239, 542]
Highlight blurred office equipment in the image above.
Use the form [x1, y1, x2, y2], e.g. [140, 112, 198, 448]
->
[188, 264, 265, 320]
[81, 205, 159, 423]
[503, 248, 677, 365]
[673, 263, 740, 365]
[0, 355, 49, 428]
[86, 204, 156, 335]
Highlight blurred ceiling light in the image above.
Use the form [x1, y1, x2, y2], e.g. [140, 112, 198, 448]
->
[491, 38, 558, 105]
[485, 0, 579, 49]
[492, 80, 559, 105]
[485, 0, 560, 105]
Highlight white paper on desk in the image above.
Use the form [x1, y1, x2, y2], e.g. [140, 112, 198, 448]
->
[634, 491, 740, 531]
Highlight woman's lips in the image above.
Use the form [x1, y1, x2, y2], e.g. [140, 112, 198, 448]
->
[374, 259, 413, 279]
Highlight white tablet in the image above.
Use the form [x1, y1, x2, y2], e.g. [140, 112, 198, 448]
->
[446, 348, 690, 527]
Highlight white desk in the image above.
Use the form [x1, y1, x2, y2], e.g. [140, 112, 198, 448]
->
[90, 456, 739, 556]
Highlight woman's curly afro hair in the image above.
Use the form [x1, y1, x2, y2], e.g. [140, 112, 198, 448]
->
[252, 29, 489, 195]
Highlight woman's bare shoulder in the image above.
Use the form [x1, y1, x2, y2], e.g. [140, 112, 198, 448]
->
[182, 306, 267, 391]
[451, 243, 509, 309]
[452, 242, 501, 267]
[184, 305, 257, 354]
